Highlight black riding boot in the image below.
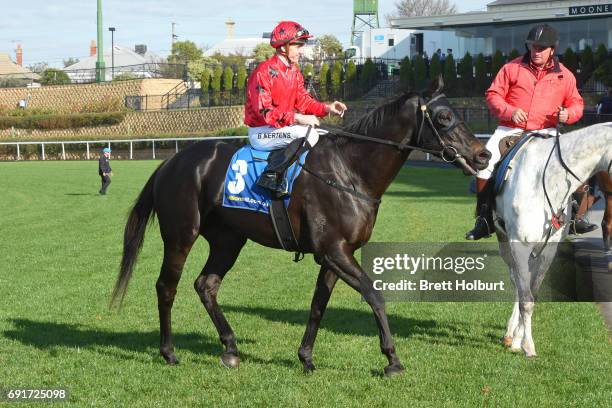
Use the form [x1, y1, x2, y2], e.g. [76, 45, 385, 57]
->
[256, 138, 310, 198]
[465, 178, 494, 240]
[569, 185, 599, 235]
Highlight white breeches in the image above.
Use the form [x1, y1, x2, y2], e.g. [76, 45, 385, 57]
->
[248, 125, 325, 151]
[477, 126, 557, 179]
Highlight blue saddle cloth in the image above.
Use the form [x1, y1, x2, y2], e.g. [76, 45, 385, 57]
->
[493, 134, 534, 195]
[222, 146, 308, 214]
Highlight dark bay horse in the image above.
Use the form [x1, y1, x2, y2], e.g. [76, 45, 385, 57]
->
[111, 77, 491, 376]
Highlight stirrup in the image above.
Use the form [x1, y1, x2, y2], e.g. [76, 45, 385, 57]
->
[465, 216, 492, 240]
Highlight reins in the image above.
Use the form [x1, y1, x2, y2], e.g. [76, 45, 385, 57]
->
[535, 111, 583, 257]
[301, 94, 476, 204]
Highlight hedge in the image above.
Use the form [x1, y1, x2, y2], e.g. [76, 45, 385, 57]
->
[0, 112, 126, 130]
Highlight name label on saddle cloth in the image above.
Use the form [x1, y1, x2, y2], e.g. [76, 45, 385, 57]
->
[222, 146, 308, 214]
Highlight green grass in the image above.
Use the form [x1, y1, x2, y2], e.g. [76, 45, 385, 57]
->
[0, 161, 610, 407]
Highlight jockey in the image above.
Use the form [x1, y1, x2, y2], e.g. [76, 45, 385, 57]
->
[244, 21, 347, 196]
[466, 23, 591, 240]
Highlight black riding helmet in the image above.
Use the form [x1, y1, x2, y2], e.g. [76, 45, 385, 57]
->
[525, 24, 558, 49]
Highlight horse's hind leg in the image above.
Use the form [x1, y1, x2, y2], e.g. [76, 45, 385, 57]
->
[597, 171, 612, 253]
[157, 241, 196, 364]
[298, 265, 338, 373]
[194, 229, 246, 368]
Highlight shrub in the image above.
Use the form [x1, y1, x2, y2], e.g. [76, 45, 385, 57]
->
[40, 69, 71, 85]
[0, 112, 126, 130]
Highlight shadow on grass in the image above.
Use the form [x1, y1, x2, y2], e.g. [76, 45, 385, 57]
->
[223, 305, 493, 348]
[2, 318, 288, 367]
[64, 193, 98, 196]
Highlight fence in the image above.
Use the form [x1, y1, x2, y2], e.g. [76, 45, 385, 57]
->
[0, 136, 246, 161]
[125, 90, 247, 111]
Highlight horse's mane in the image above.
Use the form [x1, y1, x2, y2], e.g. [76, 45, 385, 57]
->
[343, 92, 417, 135]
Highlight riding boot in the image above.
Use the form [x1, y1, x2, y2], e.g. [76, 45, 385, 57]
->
[465, 178, 494, 240]
[569, 184, 599, 235]
[256, 138, 310, 198]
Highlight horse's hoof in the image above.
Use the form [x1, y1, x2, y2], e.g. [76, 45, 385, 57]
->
[220, 353, 240, 369]
[502, 336, 513, 348]
[510, 347, 522, 353]
[161, 352, 179, 365]
[383, 364, 405, 377]
[525, 353, 538, 359]
[302, 361, 316, 374]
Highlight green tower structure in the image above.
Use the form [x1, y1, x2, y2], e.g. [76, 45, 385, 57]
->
[95, 0, 106, 82]
[351, 0, 379, 46]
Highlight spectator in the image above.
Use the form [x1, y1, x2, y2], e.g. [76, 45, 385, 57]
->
[596, 88, 612, 116]
[98, 147, 112, 195]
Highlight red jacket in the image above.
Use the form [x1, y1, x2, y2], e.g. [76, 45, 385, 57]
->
[244, 54, 328, 128]
[486, 54, 583, 130]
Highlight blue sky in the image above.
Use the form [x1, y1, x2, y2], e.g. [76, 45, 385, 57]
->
[0, 0, 490, 68]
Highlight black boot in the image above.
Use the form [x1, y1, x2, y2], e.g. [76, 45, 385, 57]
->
[256, 138, 310, 198]
[465, 178, 494, 240]
[568, 187, 598, 235]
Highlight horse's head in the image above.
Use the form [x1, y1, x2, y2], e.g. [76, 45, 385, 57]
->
[407, 76, 491, 175]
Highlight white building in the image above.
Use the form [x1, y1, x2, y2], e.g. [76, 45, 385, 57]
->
[391, 0, 612, 57]
[63, 45, 162, 83]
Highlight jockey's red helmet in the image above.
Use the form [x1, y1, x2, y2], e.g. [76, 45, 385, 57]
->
[270, 21, 312, 48]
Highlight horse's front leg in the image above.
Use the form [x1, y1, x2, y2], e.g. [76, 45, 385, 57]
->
[298, 265, 338, 373]
[324, 245, 404, 377]
[508, 243, 537, 357]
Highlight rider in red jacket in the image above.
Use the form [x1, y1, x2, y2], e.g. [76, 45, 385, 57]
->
[244, 21, 346, 196]
[466, 24, 590, 240]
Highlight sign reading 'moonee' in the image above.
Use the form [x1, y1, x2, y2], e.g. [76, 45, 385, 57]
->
[569, 4, 612, 15]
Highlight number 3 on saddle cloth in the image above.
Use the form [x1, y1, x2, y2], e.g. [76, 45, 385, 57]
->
[222, 146, 308, 214]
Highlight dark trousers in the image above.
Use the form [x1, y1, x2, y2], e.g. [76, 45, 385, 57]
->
[100, 174, 111, 194]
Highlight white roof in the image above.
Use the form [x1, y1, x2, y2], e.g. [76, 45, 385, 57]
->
[63, 45, 161, 71]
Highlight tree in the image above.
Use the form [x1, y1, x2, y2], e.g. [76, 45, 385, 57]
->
[399, 56, 413, 90]
[210, 52, 247, 69]
[593, 60, 612, 87]
[508, 49, 520, 61]
[168, 40, 202, 63]
[443, 54, 457, 95]
[211, 65, 223, 104]
[63, 57, 79, 68]
[251, 43, 274, 63]
[187, 57, 219, 81]
[359, 58, 377, 91]
[222, 66, 234, 91]
[236, 66, 247, 92]
[580, 46, 594, 84]
[562, 48, 578, 76]
[302, 63, 314, 79]
[429, 53, 442, 80]
[595, 43, 608, 66]
[474, 53, 488, 96]
[40, 69, 71, 85]
[316, 35, 343, 60]
[387, 0, 457, 22]
[330, 60, 343, 96]
[200, 68, 212, 92]
[457, 52, 473, 96]
[345, 61, 357, 85]
[319, 63, 330, 100]
[413, 54, 427, 89]
[491, 50, 505, 78]
[27, 62, 48, 73]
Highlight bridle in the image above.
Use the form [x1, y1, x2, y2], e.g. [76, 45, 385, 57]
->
[320, 93, 478, 175]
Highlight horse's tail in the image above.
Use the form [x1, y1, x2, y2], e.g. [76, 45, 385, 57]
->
[111, 162, 165, 309]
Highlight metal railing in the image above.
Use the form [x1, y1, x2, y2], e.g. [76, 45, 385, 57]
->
[0, 136, 246, 161]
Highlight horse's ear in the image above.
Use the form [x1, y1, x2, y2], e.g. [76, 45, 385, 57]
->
[429, 75, 444, 96]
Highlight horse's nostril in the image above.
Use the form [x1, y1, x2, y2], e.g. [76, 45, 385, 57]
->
[478, 149, 492, 162]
